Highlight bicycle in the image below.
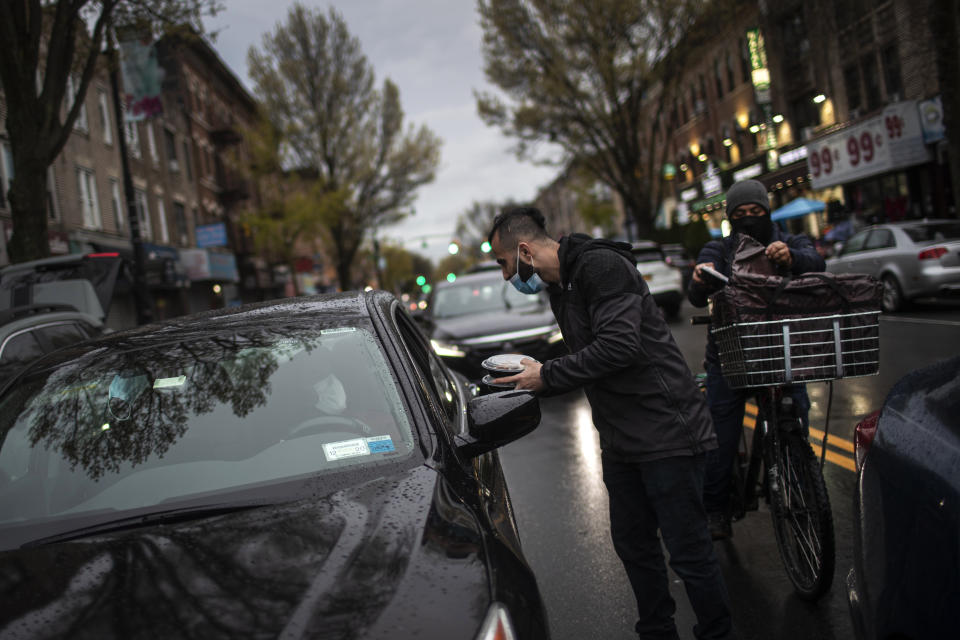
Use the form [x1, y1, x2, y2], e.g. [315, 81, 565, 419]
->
[692, 265, 881, 601]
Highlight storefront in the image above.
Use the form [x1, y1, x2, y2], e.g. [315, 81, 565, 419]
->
[179, 248, 240, 313]
[805, 99, 936, 226]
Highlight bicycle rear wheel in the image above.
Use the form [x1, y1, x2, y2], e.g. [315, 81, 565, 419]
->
[767, 432, 836, 600]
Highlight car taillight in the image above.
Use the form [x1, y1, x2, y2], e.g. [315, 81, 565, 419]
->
[475, 603, 516, 640]
[854, 409, 881, 471]
[86, 252, 120, 258]
[918, 247, 947, 260]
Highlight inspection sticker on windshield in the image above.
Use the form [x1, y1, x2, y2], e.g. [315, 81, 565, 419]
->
[366, 435, 395, 453]
[323, 438, 370, 461]
[153, 375, 186, 389]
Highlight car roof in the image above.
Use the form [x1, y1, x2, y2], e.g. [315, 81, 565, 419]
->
[4, 291, 378, 364]
[631, 240, 661, 250]
[0, 307, 103, 341]
[434, 269, 505, 289]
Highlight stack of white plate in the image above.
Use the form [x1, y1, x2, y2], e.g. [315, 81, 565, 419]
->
[480, 354, 538, 389]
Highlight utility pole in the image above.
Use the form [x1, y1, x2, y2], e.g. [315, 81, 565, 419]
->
[108, 27, 154, 325]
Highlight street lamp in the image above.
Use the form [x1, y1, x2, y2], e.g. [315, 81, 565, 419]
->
[813, 94, 827, 104]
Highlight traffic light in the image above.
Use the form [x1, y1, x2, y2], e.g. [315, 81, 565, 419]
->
[480, 241, 491, 253]
[415, 275, 426, 286]
[421, 283, 432, 294]
[446, 272, 456, 283]
[448, 241, 460, 255]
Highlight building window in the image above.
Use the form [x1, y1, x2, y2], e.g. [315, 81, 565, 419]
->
[109, 178, 124, 231]
[146, 122, 159, 166]
[726, 51, 736, 93]
[174, 201, 188, 245]
[76, 167, 102, 229]
[881, 44, 902, 102]
[97, 89, 113, 145]
[165, 129, 179, 172]
[714, 59, 724, 99]
[739, 37, 751, 85]
[156, 195, 169, 244]
[66, 74, 89, 133]
[182, 140, 193, 180]
[0, 141, 12, 210]
[862, 54, 882, 111]
[844, 65, 862, 114]
[125, 120, 141, 160]
[134, 188, 151, 240]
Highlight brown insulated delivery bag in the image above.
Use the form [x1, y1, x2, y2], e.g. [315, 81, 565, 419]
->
[708, 237, 882, 388]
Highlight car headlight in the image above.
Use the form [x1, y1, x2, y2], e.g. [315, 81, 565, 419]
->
[475, 602, 516, 640]
[547, 328, 563, 344]
[430, 339, 466, 358]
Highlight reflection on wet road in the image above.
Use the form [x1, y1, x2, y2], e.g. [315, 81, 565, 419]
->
[497, 301, 960, 640]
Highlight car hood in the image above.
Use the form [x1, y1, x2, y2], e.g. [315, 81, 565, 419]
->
[431, 306, 556, 342]
[0, 466, 491, 640]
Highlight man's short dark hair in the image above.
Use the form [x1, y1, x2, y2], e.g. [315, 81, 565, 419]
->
[488, 206, 549, 250]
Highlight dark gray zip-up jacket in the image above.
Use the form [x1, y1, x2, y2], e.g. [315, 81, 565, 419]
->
[540, 234, 717, 462]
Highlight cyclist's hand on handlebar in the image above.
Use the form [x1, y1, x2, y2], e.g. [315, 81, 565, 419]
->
[692, 262, 716, 285]
[766, 241, 793, 267]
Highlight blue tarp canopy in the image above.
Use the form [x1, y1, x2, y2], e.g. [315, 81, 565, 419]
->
[771, 197, 826, 221]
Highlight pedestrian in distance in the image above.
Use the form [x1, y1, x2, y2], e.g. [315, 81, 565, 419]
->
[688, 179, 826, 540]
[489, 207, 736, 640]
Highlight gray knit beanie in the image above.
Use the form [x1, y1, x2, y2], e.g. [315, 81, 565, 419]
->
[725, 179, 770, 216]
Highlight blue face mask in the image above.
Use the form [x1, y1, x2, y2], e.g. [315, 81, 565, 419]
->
[509, 246, 545, 294]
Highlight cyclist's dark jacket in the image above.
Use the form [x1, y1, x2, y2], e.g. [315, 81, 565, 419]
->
[688, 227, 826, 366]
[540, 233, 717, 462]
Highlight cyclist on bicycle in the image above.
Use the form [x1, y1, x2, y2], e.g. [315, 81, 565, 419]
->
[688, 179, 825, 540]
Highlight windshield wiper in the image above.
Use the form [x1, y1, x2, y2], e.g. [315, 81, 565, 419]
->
[21, 502, 262, 549]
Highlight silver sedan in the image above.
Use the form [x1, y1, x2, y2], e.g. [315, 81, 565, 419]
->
[826, 220, 960, 312]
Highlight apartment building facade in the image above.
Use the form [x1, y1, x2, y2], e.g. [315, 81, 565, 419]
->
[1, 33, 277, 326]
[649, 0, 952, 239]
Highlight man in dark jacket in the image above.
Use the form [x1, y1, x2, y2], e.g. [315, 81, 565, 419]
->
[688, 179, 826, 540]
[490, 207, 735, 640]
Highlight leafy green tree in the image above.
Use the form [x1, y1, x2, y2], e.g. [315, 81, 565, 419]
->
[239, 117, 348, 295]
[476, 0, 733, 238]
[247, 3, 442, 289]
[0, 0, 220, 264]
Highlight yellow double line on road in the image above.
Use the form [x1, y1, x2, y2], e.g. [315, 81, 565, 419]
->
[743, 403, 856, 472]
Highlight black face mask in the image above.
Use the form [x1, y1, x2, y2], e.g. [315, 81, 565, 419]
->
[731, 215, 773, 245]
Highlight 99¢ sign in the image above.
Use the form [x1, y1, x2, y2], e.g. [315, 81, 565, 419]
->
[805, 101, 929, 190]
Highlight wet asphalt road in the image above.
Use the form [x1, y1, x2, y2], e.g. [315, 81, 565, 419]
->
[495, 299, 960, 640]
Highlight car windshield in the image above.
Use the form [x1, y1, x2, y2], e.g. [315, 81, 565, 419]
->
[903, 222, 960, 244]
[0, 321, 417, 539]
[431, 277, 544, 318]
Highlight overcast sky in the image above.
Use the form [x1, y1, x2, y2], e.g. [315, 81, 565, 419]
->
[205, 0, 562, 261]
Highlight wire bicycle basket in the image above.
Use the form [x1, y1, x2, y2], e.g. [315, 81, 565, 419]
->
[711, 310, 880, 388]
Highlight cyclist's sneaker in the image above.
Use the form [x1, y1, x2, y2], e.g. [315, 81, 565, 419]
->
[707, 511, 732, 540]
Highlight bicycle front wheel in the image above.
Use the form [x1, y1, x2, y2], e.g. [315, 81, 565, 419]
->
[767, 432, 836, 600]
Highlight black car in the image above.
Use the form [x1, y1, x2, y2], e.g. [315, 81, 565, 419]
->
[0, 291, 549, 640]
[422, 270, 565, 378]
[847, 355, 960, 639]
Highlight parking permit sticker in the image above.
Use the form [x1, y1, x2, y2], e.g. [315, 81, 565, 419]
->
[366, 435, 395, 453]
[323, 438, 371, 461]
[321, 327, 357, 335]
[153, 376, 186, 389]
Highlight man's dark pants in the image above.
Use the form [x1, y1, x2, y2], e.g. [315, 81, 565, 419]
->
[601, 452, 735, 640]
[702, 361, 811, 516]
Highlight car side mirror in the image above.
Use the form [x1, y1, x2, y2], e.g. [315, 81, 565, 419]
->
[456, 390, 540, 458]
